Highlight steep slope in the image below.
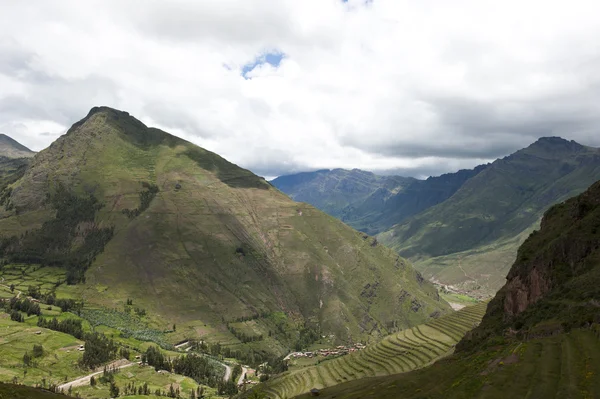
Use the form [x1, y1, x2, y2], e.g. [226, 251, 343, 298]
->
[250, 302, 487, 399]
[380, 137, 600, 295]
[0, 107, 449, 354]
[0, 133, 35, 158]
[294, 179, 600, 399]
[0, 383, 71, 399]
[272, 166, 486, 235]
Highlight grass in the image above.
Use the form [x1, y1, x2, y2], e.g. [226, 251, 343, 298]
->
[0, 315, 85, 388]
[291, 327, 600, 399]
[252, 302, 488, 399]
[1, 106, 453, 358]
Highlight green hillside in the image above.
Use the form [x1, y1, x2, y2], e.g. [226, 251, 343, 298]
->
[272, 166, 485, 235]
[249, 302, 487, 399]
[0, 107, 449, 358]
[0, 134, 35, 159]
[293, 179, 600, 399]
[0, 383, 72, 399]
[380, 137, 600, 296]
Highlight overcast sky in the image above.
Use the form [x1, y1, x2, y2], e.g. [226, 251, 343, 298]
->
[1, 0, 600, 178]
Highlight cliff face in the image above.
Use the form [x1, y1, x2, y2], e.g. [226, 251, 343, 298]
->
[458, 179, 600, 350]
[503, 267, 552, 316]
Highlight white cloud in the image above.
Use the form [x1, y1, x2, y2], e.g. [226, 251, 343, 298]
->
[1, 0, 600, 176]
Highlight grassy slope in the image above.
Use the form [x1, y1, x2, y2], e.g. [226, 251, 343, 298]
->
[293, 178, 600, 399]
[249, 302, 487, 399]
[295, 328, 600, 399]
[0, 383, 71, 399]
[0, 107, 450, 354]
[380, 137, 600, 295]
[0, 134, 35, 159]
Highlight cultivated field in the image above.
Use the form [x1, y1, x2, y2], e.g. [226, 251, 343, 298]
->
[259, 302, 488, 399]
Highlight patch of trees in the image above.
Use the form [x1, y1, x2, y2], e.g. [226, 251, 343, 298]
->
[143, 345, 172, 372]
[122, 182, 159, 219]
[22, 344, 44, 366]
[5, 297, 41, 316]
[143, 346, 228, 391]
[81, 332, 118, 369]
[294, 325, 320, 351]
[227, 325, 264, 343]
[0, 184, 114, 284]
[37, 317, 84, 339]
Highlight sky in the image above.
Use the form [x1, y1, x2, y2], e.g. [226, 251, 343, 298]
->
[1, 0, 600, 179]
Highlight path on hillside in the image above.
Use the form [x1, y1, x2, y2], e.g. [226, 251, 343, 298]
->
[0, 278, 22, 298]
[237, 366, 249, 386]
[223, 363, 232, 381]
[57, 360, 134, 391]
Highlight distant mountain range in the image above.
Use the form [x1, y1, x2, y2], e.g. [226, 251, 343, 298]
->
[273, 137, 600, 297]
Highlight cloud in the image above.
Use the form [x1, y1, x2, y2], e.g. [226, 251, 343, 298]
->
[1, 0, 600, 176]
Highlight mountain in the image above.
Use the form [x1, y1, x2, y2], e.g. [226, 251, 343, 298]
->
[272, 166, 486, 235]
[379, 137, 600, 296]
[0, 107, 449, 356]
[271, 169, 415, 224]
[293, 179, 600, 399]
[0, 133, 35, 158]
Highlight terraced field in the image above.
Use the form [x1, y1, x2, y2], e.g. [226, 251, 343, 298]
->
[294, 326, 600, 399]
[259, 302, 488, 399]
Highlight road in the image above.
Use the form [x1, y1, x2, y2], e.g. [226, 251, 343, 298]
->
[223, 363, 232, 382]
[57, 360, 134, 391]
[237, 366, 249, 386]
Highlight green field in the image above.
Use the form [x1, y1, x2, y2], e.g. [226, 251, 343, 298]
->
[254, 302, 488, 399]
[294, 326, 600, 399]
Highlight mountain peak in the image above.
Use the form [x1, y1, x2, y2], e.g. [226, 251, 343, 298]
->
[527, 136, 584, 151]
[0, 133, 35, 158]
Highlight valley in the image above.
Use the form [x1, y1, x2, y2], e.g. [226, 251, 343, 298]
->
[0, 109, 598, 399]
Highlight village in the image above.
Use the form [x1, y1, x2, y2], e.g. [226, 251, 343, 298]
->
[284, 342, 367, 361]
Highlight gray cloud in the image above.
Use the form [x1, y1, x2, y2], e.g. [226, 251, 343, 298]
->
[1, 0, 600, 177]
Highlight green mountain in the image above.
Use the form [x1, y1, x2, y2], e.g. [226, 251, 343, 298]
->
[272, 166, 486, 235]
[379, 137, 600, 296]
[0, 107, 449, 356]
[293, 179, 600, 399]
[0, 133, 35, 159]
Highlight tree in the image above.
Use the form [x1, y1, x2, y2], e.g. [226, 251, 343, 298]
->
[23, 351, 32, 366]
[32, 344, 44, 358]
[248, 387, 267, 399]
[109, 382, 120, 397]
[90, 376, 96, 387]
[10, 284, 15, 292]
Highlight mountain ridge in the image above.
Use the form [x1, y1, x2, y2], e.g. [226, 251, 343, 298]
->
[0, 133, 35, 159]
[0, 106, 450, 357]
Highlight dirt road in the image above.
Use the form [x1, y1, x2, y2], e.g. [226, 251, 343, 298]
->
[57, 360, 134, 391]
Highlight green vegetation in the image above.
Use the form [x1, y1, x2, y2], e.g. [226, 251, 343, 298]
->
[248, 303, 487, 399]
[0, 106, 450, 360]
[379, 137, 600, 296]
[0, 383, 71, 399]
[295, 327, 600, 399]
[271, 167, 484, 236]
[293, 178, 600, 398]
[0, 134, 35, 159]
